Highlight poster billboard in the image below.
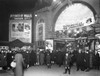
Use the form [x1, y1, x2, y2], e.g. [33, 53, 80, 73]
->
[45, 39, 53, 52]
[9, 14, 32, 43]
[36, 18, 45, 41]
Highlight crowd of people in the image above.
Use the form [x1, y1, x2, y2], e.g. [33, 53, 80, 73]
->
[0, 48, 100, 76]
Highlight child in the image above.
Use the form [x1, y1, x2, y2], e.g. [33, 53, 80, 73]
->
[64, 52, 71, 74]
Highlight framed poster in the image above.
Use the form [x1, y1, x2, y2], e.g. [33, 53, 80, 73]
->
[45, 39, 53, 52]
[9, 14, 32, 43]
[36, 18, 45, 41]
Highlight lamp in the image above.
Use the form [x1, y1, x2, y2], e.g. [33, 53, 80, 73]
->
[53, 0, 56, 2]
[35, 14, 37, 17]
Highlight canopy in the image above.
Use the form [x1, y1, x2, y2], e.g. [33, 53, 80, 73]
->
[9, 39, 34, 48]
[9, 39, 24, 48]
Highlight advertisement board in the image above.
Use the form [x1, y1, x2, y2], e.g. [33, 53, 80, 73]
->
[45, 39, 53, 52]
[9, 14, 32, 43]
[36, 18, 45, 41]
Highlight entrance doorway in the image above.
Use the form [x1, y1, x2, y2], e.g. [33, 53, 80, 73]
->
[54, 1, 96, 51]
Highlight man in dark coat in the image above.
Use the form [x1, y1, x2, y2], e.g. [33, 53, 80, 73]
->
[71, 50, 78, 65]
[84, 50, 90, 71]
[50, 51, 55, 64]
[76, 49, 85, 71]
[7, 51, 14, 69]
[56, 49, 63, 67]
[29, 50, 37, 66]
[22, 50, 29, 69]
[93, 51, 100, 70]
[0, 51, 7, 70]
[46, 50, 51, 68]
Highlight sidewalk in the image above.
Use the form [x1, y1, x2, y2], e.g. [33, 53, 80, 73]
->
[0, 65, 100, 76]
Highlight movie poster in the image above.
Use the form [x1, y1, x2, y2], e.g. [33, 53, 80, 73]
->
[45, 39, 53, 52]
[36, 18, 45, 41]
[9, 14, 32, 43]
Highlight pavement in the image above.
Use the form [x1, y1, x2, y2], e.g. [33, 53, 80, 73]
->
[0, 65, 100, 76]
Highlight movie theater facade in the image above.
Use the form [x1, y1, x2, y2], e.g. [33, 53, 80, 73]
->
[8, 0, 100, 51]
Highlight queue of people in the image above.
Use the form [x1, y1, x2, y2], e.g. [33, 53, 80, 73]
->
[0, 48, 100, 76]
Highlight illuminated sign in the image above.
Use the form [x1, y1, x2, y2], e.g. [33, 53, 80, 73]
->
[10, 14, 32, 20]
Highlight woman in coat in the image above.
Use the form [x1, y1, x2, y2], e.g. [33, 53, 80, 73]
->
[14, 51, 25, 76]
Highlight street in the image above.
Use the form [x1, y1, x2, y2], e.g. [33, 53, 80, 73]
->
[0, 65, 100, 76]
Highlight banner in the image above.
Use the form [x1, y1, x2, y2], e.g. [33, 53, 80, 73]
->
[64, 17, 95, 30]
[36, 18, 45, 41]
[9, 14, 32, 43]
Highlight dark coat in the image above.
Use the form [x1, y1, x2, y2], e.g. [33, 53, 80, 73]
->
[7, 52, 14, 67]
[29, 51, 37, 66]
[93, 53, 100, 67]
[56, 51, 63, 65]
[84, 52, 90, 68]
[23, 52, 29, 65]
[0, 53, 7, 67]
[46, 52, 51, 64]
[76, 52, 85, 66]
[51, 51, 55, 61]
[64, 54, 71, 67]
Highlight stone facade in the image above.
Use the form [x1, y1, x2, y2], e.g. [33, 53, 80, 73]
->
[34, 0, 100, 49]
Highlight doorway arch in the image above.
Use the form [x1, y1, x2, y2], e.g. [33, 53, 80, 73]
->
[53, 1, 97, 35]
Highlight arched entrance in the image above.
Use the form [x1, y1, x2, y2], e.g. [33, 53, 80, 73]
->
[53, 1, 97, 50]
[53, 1, 96, 27]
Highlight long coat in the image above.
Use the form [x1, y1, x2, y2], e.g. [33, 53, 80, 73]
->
[64, 54, 71, 68]
[7, 52, 14, 68]
[29, 51, 37, 66]
[14, 53, 24, 76]
[56, 51, 63, 65]
[84, 52, 90, 68]
[93, 53, 100, 67]
[39, 51, 45, 65]
[46, 53, 51, 65]
[76, 52, 85, 70]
